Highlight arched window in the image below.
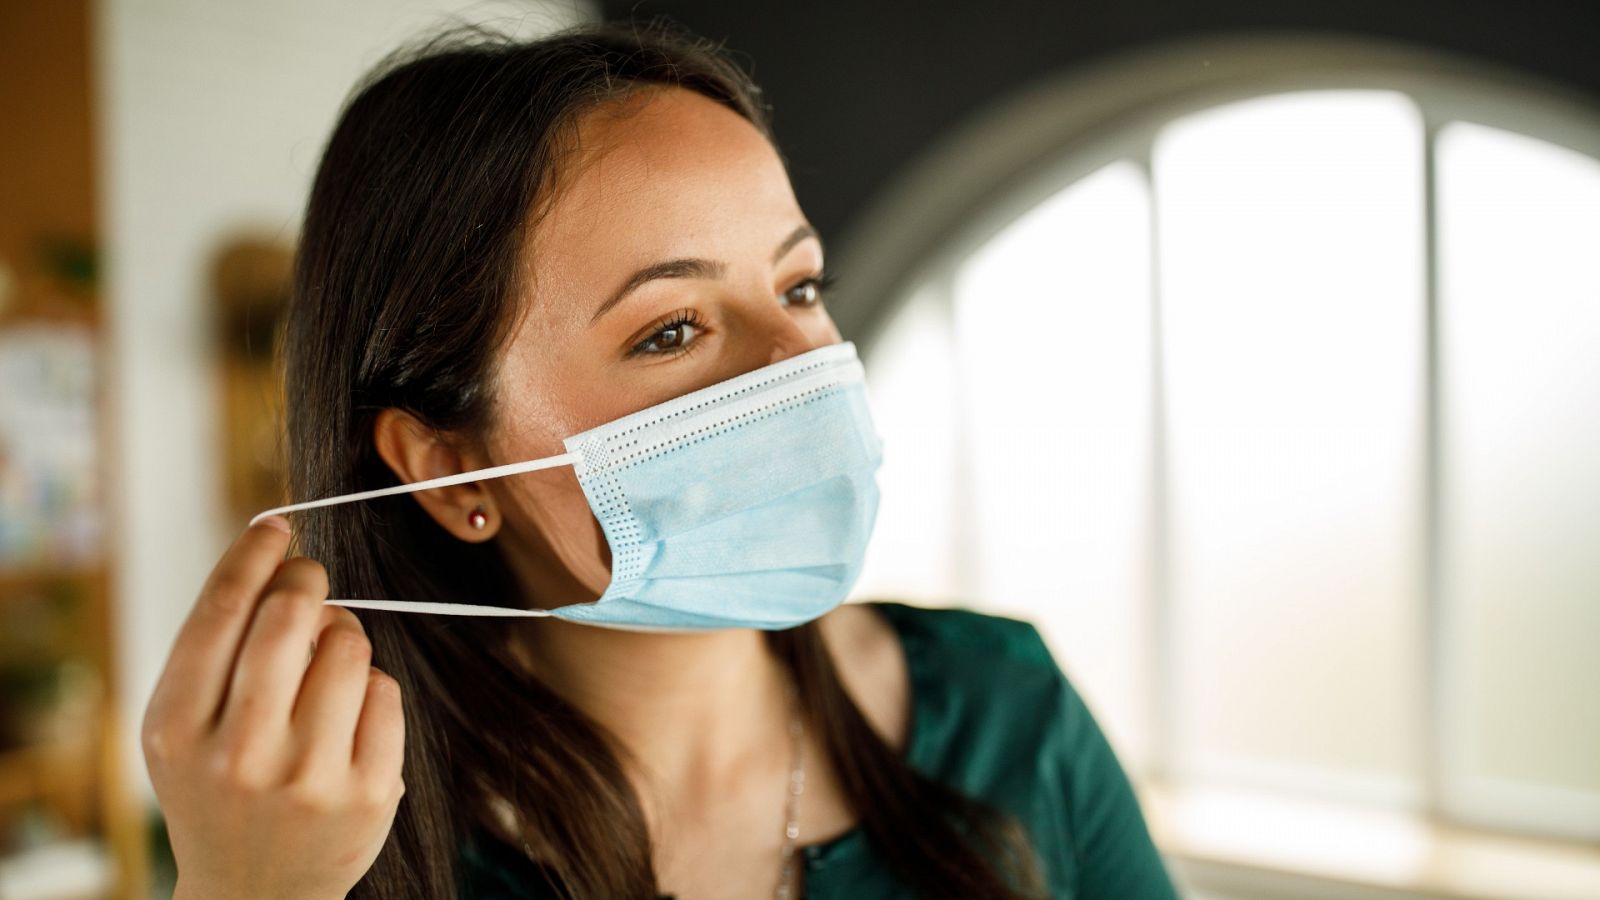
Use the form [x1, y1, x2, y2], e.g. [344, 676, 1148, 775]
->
[842, 35, 1600, 893]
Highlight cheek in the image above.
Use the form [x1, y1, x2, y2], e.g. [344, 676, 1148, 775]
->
[807, 309, 843, 345]
[479, 412, 588, 533]
[492, 464, 613, 582]
[490, 386, 581, 451]
[500, 467, 591, 537]
[482, 412, 587, 518]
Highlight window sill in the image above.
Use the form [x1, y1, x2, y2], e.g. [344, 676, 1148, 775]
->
[1140, 780, 1600, 900]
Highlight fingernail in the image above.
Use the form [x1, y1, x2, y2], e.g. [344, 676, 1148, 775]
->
[258, 514, 291, 534]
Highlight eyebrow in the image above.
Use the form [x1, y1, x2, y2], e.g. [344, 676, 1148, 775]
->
[589, 223, 822, 325]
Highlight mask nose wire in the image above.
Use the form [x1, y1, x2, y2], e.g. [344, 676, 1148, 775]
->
[247, 449, 582, 527]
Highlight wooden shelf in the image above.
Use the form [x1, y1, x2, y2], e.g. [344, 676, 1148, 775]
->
[1, 0, 149, 894]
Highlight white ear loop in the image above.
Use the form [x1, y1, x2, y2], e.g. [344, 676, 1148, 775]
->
[247, 450, 583, 616]
[248, 450, 580, 527]
[332, 598, 554, 617]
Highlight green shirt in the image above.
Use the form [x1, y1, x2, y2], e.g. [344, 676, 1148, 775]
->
[458, 601, 1180, 898]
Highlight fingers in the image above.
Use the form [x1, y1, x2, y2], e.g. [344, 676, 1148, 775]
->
[143, 523, 406, 900]
[148, 517, 293, 732]
[219, 556, 330, 737]
[352, 668, 405, 789]
[291, 607, 371, 771]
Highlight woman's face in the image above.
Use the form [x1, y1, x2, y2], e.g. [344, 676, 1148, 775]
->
[482, 85, 841, 604]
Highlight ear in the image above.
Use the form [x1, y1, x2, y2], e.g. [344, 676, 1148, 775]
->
[372, 408, 499, 542]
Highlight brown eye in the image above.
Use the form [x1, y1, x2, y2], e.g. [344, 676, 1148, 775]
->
[628, 309, 706, 357]
[785, 280, 821, 306]
[782, 271, 837, 308]
[654, 323, 692, 350]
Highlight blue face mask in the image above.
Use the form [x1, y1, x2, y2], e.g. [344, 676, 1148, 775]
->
[251, 341, 884, 632]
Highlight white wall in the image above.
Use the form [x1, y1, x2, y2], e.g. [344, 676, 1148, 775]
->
[94, 0, 595, 802]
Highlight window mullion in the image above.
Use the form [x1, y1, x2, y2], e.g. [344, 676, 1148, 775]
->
[1422, 112, 1448, 823]
[1136, 146, 1175, 784]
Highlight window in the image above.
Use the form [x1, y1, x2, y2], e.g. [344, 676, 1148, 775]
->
[1436, 121, 1600, 838]
[850, 83, 1600, 858]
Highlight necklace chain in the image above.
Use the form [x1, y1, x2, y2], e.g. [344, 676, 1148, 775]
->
[776, 673, 805, 900]
[518, 672, 806, 899]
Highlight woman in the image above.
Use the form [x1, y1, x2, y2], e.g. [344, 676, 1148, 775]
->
[140, 19, 1179, 900]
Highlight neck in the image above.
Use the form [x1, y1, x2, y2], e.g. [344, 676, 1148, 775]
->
[494, 521, 800, 840]
[510, 617, 794, 801]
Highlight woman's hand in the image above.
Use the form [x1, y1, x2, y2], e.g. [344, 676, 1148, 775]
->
[141, 517, 405, 900]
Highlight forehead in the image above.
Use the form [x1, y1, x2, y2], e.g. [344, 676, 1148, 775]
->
[525, 86, 801, 308]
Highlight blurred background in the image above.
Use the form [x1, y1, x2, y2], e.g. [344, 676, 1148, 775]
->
[1, 0, 1596, 897]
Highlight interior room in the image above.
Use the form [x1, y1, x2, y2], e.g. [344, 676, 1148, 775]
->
[1, 1, 1596, 897]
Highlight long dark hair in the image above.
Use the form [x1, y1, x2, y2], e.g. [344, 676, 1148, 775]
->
[285, 18, 1044, 899]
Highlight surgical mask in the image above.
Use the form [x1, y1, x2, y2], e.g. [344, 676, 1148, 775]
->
[250, 341, 884, 632]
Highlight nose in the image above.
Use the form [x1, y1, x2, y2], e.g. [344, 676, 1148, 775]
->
[761, 304, 832, 367]
[768, 325, 816, 366]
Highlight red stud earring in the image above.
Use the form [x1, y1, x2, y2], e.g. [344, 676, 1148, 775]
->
[467, 505, 488, 531]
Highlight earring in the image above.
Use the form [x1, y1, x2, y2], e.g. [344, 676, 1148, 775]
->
[467, 504, 488, 531]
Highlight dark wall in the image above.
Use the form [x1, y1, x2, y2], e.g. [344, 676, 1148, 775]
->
[601, 0, 1600, 270]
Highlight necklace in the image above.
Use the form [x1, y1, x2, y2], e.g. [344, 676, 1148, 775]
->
[776, 672, 805, 900]
[519, 672, 807, 900]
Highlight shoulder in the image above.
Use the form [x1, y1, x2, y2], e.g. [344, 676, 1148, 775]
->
[826, 600, 1077, 770]
[844, 600, 1103, 806]
[862, 599, 1067, 717]
[815, 599, 1060, 754]
[866, 599, 1057, 667]
[853, 602, 1177, 897]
